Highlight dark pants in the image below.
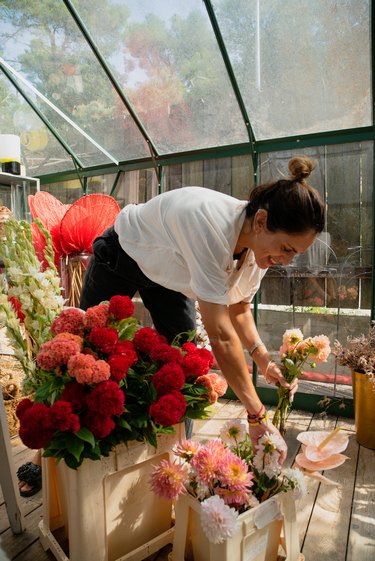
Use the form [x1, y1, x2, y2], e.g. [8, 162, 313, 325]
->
[80, 227, 196, 344]
[80, 227, 196, 437]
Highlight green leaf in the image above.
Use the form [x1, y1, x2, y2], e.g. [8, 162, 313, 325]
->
[75, 427, 96, 448]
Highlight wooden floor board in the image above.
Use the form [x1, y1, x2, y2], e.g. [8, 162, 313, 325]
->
[0, 399, 374, 561]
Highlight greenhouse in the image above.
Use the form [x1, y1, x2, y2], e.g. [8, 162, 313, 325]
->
[0, 1, 373, 561]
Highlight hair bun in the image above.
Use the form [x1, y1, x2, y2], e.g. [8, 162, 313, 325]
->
[288, 155, 315, 182]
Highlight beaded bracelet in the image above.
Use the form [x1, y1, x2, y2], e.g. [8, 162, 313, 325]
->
[247, 404, 269, 427]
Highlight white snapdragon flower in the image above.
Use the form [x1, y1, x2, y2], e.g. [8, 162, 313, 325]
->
[200, 495, 240, 544]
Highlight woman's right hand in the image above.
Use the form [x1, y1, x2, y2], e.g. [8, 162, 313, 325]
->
[248, 418, 288, 464]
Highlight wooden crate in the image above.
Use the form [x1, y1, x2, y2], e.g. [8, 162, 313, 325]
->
[172, 492, 303, 561]
[39, 424, 185, 561]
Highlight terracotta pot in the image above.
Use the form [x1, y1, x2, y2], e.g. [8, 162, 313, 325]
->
[352, 370, 375, 449]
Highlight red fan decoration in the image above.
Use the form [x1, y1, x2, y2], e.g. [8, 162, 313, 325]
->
[59, 194, 120, 254]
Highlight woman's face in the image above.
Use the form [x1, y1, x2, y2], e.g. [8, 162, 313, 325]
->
[252, 212, 317, 269]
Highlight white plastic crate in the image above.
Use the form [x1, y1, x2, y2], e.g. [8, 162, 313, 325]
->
[39, 424, 185, 561]
[172, 492, 303, 561]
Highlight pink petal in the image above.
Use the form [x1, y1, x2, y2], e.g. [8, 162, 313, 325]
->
[299, 470, 340, 486]
[295, 452, 349, 471]
[297, 430, 349, 458]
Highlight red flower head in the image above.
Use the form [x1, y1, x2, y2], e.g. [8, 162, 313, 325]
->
[8, 296, 25, 322]
[108, 354, 133, 382]
[149, 343, 183, 365]
[133, 327, 163, 354]
[37, 337, 81, 370]
[108, 295, 134, 320]
[47, 400, 81, 432]
[84, 303, 109, 330]
[86, 380, 125, 417]
[18, 402, 55, 449]
[149, 390, 187, 426]
[16, 398, 34, 420]
[112, 340, 138, 363]
[60, 381, 88, 412]
[152, 363, 185, 396]
[181, 353, 210, 379]
[88, 327, 118, 354]
[51, 308, 85, 336]
[83, 412, 115, 439]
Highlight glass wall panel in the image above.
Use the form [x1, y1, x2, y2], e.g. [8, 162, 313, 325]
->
[213, 0, 371, 139]
[0, 0, 149, 169]
[0, 75, 75, 176]
[257, 142, 373, 402]
[76, 0, 249, 154]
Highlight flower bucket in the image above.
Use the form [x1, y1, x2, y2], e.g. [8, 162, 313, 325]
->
[39, 424, 184, 561]
[172, 492, 302, 561]
[352, 370, 375, 449]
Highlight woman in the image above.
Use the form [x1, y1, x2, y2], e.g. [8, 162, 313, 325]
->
[80, 155, 325, 462]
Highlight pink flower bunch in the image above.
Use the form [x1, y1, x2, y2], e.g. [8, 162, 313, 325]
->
[16, 295, 226, 469]
[273, 328, 331, 435]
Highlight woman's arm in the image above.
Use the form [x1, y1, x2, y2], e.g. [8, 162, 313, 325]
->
[197, 298, 287, 462]
[228, 301, 298, 395]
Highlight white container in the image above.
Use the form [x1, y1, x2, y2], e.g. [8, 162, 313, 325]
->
[172, 492, 303, 561]
[0, 134, 21, 174]
[39, 424, 185, 561]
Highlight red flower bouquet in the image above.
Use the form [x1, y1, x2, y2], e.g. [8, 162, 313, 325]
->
[16, 295, 227, 469]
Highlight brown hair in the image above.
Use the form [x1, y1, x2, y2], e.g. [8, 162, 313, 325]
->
[246, 155, 325, 234]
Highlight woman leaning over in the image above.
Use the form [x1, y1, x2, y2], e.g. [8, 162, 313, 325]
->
[80, 155, 325, 462]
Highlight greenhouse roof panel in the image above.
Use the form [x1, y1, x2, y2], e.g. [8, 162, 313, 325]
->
[0, 0, 372, 177]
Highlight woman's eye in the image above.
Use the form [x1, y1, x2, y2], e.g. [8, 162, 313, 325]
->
[282, 246, 293, 254]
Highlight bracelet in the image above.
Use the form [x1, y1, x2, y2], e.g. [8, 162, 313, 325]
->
[248, 410, 269, 427]
[249, 340, 265, 356]
[247, 404, 269, 426]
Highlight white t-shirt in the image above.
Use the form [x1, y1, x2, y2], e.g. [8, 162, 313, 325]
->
[114, 187, 267, 305]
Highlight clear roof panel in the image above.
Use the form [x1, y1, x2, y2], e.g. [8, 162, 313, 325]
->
[0, 0, 149, 171]
[213, 0, 372, 139]
[76, 0, 249, 153]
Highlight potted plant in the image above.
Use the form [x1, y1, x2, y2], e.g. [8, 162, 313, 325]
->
[333, 323, 375, 449]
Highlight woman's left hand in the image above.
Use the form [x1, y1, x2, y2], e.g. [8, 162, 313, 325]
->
[263, 360, 299, 401]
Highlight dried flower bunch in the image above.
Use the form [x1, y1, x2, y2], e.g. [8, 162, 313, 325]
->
[15, 295, 228, 469]
[150, 419, 306, 544]
[333, 323, 375, 380]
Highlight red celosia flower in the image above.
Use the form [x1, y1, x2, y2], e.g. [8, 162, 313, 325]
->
[51, 308, 85, 336]
[112, 340, 137, 361]
[108, 354, 132, 382]
[149, 391, 187, 426]
[133, 327, 163, 354]
[84, 303, 109, 330]
[88, 327, 118, 354]
[16, 398, 34, 420]
[83, 412, 115, 439]
[47, 400, 80, 432]
[60, 381, 87, 412]
[152, 364, 185, 396]
[85, 380, 125, 417]
[8, 296, 25, 322]
[108, 295, 134, 320]
[149, 343, 183, 364]
[18, 402, 55, 449]
[181, 353, 210, 379]
[37, 337, 81, 370]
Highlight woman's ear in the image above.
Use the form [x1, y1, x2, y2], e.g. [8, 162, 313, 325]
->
[254, 209, 268, 233]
